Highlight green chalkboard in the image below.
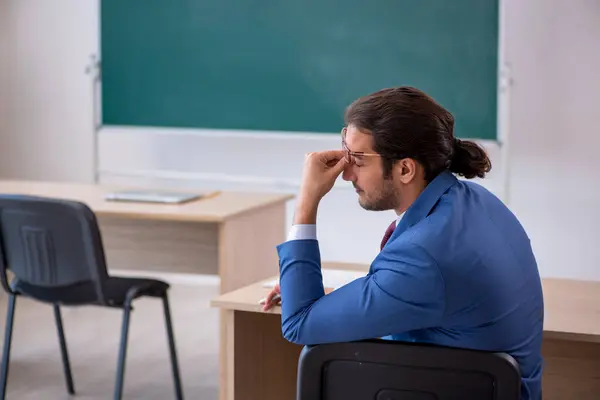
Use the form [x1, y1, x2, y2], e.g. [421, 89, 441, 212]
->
[101, 1, 499, 140]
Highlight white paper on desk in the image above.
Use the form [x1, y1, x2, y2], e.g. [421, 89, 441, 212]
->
[263, 269, 366, 291]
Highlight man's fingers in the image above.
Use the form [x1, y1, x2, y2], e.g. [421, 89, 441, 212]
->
[318, 150, 345, 164]
[262, 284, 281, 310]
[261, 291, 281, 311]
[264, 290, 278, 305]
[305, 150, 346, 167]
[333, 155, 347, 173]
[324, 155, 348, 180]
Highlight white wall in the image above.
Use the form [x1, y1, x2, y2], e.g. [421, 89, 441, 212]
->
[0, 1, 9, 152]
[1, 0, 599, 280]
[504, 0, 600, 281]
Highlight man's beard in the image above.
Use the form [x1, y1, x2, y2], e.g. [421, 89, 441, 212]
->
[357, 180, 399, 211]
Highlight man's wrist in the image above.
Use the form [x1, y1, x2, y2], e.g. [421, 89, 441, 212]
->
[294, 196, 319, 225]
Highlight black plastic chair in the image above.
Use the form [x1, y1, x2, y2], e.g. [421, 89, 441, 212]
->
[297, 339, 521, 400]
[0, 194, 184, 399]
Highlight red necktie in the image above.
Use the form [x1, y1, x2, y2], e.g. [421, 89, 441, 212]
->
[380, 220, 397, 250]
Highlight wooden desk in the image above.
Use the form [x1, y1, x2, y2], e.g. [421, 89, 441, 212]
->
[0, 180, 293, 293]
[212, 272, 600, 400]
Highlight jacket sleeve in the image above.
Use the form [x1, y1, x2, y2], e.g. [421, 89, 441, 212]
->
[276, 239, 445, 345]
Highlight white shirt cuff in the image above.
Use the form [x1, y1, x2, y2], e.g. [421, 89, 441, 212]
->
[287, 224, 317, 241]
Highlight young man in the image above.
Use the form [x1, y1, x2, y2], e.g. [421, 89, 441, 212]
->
[262, 87, 544, 400]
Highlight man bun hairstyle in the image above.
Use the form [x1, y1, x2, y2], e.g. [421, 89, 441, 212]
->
[451, 138, 492, 179]
[344, 86, 492, 181]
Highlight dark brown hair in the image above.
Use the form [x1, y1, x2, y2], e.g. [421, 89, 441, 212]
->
[344, 87, 491, 181]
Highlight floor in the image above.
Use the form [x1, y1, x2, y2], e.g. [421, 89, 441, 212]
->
[0, 279, 220, 399]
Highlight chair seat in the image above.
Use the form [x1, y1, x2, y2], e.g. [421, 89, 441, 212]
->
[13, 276, 170, 307]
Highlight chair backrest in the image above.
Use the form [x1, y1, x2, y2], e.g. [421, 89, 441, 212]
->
[297, 339, 521, 400]
[0, 194, 109, 303]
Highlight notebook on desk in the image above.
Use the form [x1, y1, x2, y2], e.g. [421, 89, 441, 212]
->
[104, 190, 206, 205]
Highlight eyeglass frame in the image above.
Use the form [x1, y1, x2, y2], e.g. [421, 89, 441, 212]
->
[341, 127, 382, 164]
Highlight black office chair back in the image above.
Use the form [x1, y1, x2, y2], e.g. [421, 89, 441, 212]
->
[0, 194, 109, 304]
[297, 339, 521, 400]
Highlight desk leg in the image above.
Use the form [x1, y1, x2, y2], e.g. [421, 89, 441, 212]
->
[218, 202, 288, 400]
[220, 310, 235, 400]
[218, 202, 286, 293]
[542, 337, 600, 399]
[220, 310, 301, 400]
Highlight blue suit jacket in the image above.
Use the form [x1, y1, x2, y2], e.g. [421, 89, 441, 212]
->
[277, 170, 544, 400]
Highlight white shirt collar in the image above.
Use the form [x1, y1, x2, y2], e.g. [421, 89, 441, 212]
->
[396, 212, 405, 226]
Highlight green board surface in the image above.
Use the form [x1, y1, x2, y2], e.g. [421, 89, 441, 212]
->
[101, 1, 499, 140]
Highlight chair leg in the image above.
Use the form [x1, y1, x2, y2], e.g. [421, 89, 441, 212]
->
[162, 295, 183, 400]
[1, 294, 16, 399]
[53, 304, 75, 395]
[114, 304, 132, 400]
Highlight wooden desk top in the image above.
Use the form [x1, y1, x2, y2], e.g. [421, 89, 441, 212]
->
[211, 270, 600, 343]
[0, 180, 293, 222]
[542, 278, 600, 342]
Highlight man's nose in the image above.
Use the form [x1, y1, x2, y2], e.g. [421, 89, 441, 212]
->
[342, 163, 355, 182]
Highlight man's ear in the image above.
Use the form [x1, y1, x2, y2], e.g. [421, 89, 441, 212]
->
[395, 158, 418, 184]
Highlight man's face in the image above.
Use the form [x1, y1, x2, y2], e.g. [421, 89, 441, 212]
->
[342, 125, 400, 211]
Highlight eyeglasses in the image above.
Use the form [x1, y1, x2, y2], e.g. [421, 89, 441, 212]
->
[341, 127, 381, 164]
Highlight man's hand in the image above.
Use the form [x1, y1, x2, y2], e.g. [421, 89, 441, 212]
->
[261, 283, 281, 311]
[294, 150, 347, 224]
